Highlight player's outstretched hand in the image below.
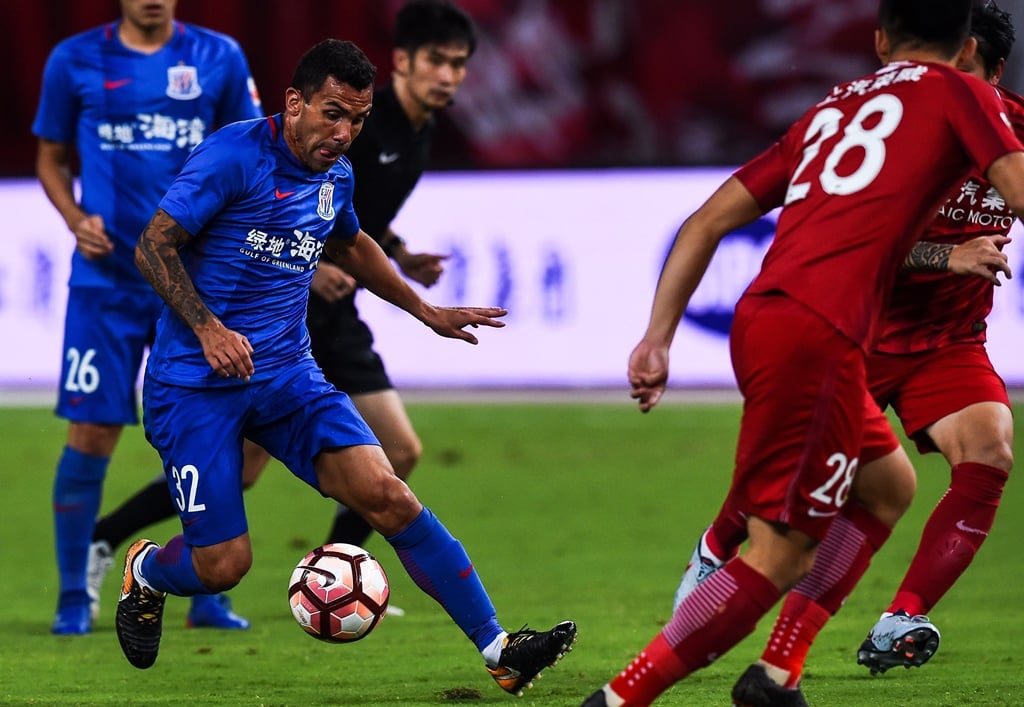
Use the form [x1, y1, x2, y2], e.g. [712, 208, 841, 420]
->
[949, 235, 1012, 284]
[422, 305, 506, 344]
[628, 340, 670, 413]
[195, 319, 255, 380]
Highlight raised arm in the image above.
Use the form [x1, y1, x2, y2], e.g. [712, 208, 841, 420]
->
[323, 230, 504, 344]
[135, 208, 254, 379]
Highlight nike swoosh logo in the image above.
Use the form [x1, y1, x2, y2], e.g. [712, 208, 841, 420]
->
[807, 508, 839, 518]
[296, 565, 338, 587]
[378, 152, 400, 164]
[955, 519, 989, 536]
[275, 188, 296, 199]
[458, 564, 474, 579]
[104, 78, 132, 90]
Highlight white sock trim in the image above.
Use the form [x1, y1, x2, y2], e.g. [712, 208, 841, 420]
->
[132, 545, 160, 594]
[482, 630, 509, 667]
[603, 686, 626, 707]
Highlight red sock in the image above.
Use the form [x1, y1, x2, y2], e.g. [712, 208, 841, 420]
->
[706, 502, 748, 559]
[796, 503, 891, 614]
[760, 504, 890, 687]
[605, 634, 686, 706]
[888, 462, 1007, 616]
[607, 559, 780, 705]
[760, 593, 831, 688]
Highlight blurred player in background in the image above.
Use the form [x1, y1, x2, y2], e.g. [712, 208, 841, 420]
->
[114, 38, 576, 696]
[583, 0, 1024, 704]
[32, 0, 261, 635]
[669, 4, 1021, 704]
[87, 0, 475, 621]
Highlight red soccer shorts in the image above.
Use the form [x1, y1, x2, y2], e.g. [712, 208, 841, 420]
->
[727, 294, 869, 540]
[860, 391, 901, 465]
[867, 342, 1009, 453]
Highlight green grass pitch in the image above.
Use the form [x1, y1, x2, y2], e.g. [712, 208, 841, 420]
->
[0, 400, 1021, 706]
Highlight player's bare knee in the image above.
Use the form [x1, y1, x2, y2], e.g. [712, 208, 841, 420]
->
[67, 422, 123, 457]
[975, 439, 1014, 472]
[193, 544, 252, 591]
[387, 441, 422, 479]
[361, 480, 421, 536]
[196, 556, 250, 592]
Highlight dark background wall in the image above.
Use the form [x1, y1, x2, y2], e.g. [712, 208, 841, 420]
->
[7, 0, 1024, 175]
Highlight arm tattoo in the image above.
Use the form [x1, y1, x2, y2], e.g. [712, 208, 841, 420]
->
[134, 208, 213, 329]
[903, 241, 952, 271]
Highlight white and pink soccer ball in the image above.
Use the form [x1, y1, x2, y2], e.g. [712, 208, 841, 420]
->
[288, 543, 390, 643]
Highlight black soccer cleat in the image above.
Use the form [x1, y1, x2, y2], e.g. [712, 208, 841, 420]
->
[581, 688, 611, 706]
[731, 664, 810, 707]
[486, 620, 577, 696]
[115, 539, 167, 669]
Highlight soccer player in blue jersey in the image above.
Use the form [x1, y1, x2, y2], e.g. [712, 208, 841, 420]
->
[86, 0, 477, 622]
[32, 0, 262, 635]
[115, 38, 577, 696]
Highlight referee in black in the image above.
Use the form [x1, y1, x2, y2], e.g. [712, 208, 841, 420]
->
[302, 0, 478, 613]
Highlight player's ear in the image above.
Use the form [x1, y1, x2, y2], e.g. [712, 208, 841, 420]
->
[955, 36, 979, 72]
[284, 87, 303, 115]
[992, 57, 1006, 85]
[875, 29, 891, 65]
[393, 48, 411, 77]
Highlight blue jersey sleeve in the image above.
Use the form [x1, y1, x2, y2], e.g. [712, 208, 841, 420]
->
[334, 201, 360, 240]
[216, 39, 263, 126]
[159, 128, 249, 236]
[32, 42, 79, 143]
[328, 157, 360, 240]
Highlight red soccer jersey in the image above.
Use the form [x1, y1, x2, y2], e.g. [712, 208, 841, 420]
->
[874, 86, 1024, 354]
[736, 61, 1022, 350]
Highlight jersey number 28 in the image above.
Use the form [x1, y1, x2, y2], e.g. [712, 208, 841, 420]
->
[785, 94, 904, 205]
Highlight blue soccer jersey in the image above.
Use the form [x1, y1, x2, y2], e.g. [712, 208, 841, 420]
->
[32, 21, 262, 289]
[148, 115, 361, 386]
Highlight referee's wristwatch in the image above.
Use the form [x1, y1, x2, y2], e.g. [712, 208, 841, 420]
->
[383, 235, 406, 258]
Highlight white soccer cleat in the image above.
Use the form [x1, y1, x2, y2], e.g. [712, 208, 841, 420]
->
[86, 540, 115, 620]
[673, 526, 731, 611]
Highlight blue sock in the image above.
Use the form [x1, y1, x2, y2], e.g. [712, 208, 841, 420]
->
[53, 447, 108, 609]
[387, 507, 502, 651]
[140, 535, 211, 596]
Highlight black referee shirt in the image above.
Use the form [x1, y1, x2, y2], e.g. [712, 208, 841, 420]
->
[337, 81, 435, 245]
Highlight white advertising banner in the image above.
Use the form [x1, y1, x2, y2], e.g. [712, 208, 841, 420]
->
[4, 173, 1024, 390]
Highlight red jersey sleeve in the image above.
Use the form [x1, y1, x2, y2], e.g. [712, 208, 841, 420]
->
[947, 72, 1024, 176]
[733, 141, 789, 213]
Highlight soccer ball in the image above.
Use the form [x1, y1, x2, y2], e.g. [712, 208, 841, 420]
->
[287, 542, 390, 643]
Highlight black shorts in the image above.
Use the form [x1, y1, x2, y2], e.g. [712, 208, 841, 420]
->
[306, 290, 393, 395]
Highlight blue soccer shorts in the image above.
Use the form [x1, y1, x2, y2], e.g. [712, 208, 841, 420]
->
[142, 354, 380, 547]
[56, 286, 163, 425]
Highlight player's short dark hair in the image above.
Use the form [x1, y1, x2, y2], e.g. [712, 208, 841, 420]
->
[878, 0, 973, 58]
[973, 0, 1016, 75]
[291, 39, 377, 103]
[394, 0, 477, 56]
